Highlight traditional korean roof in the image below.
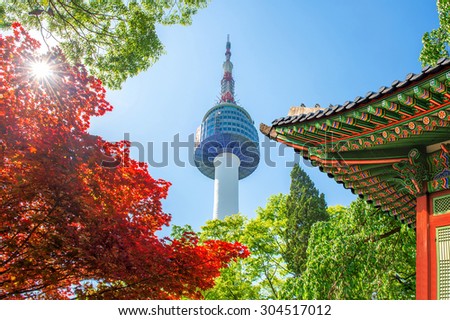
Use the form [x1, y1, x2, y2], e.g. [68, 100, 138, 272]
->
[261, 58, 450, 228]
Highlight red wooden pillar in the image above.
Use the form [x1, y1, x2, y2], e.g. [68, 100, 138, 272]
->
[416, 190, 450, 299]
[416, 193, 431, 299]
[429, 190, 450, 300]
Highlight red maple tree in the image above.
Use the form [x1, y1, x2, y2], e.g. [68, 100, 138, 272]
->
[0, 24, 249, 300]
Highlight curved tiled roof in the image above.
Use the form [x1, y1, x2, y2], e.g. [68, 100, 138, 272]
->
[261, 58, 450, 228]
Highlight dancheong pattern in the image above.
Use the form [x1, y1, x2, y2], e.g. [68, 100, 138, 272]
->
[261, 58, 450, 228]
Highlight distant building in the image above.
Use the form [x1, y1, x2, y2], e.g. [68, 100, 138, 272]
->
[288, 103, 324, 116]
[194, 36, 260, 220]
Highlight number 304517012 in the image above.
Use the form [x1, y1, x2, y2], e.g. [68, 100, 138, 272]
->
[260, 304, 331, 316]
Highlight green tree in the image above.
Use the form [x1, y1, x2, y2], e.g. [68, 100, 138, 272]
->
[299, 199, 416, 300]
[283, 164, 328, 277]
[0, 0, 209, 89]
[178, 196, 415, 300]
[420, 0, 450, 66]
[197, 194, 291, 300]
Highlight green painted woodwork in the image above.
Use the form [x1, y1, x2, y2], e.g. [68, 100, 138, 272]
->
[325, 119, 363, 133]
[268, 69, 450, 226]
[427, 147, 450, 193]
[397, 93, 430, 111]
[381, 100, 415, 116]
[430, 79, 447, 94]
[436, 226, 450, 300]
[353, 111, 389, 125]
[433, 195, 450, 215]
[414, 86, 444, 105]
[338, 115, 377, 129]
[267, 65, 450, 227]
[367, 106, 402, 120]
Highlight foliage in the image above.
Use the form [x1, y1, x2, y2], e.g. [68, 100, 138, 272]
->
[420, 0, 450, 66]
[0, 0, 209, 89]
[196, 194, 291, 300]
[283, 164, 328, 277]
[298, 199, 416, 300]
[191, 164, 415, 300]
[187, 192, 415, 300]
[0, 24, 248, 300]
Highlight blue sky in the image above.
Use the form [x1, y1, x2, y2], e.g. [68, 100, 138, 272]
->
[89, 0, 439, 234]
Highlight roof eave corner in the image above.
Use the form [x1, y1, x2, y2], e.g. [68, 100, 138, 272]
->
[260, 123, 277, 140]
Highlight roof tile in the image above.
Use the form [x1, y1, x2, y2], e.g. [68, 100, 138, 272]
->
[391, 79, 400, 87]
[411, 73, 425, 81]
[427, 64, 441, 73]
[437, 57, 448, 65]
[381, 86, 394, 94]
[359, 96, 368, 104]
[286, 116, 297, 124]
[272, 117, 284, 125]
[315, 109, 326, 119]
[378, 86, 387, 93]
[441, 58, 450, 66]
[345, 102, 356, 110]
[370, 91, 381, 99]
[396, 80, 408, 88]
[325, 106, 338, 116]
[405, 73, 415, 81]
[421, 65, 431, 72]
[336, 104, 346, 112]
[306, 111, 318, 120]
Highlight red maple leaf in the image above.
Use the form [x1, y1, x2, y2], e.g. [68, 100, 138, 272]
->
[0, 24, 248, 300]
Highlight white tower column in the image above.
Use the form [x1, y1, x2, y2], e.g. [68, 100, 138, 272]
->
[213, 153, 240, 220]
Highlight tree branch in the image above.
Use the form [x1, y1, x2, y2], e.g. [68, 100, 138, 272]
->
[365, 227, 401, 243]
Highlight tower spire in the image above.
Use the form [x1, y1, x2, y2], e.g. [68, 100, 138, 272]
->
[220, 35, 235, 103]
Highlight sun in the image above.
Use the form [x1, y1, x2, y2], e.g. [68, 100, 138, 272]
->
[30, 61, 52, 78]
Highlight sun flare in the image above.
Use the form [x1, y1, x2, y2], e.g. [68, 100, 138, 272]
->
[31, 61, 52, 78]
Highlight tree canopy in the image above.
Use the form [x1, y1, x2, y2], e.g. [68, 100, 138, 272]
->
[0, 24, 247, 299]
[298, 200, 416, 300]
[190, 170, 415, 300]
[420, 0, 450, 66]
[0, 0, 209, 89]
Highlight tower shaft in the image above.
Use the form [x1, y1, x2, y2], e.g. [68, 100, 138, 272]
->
[213, 153, 240, 219]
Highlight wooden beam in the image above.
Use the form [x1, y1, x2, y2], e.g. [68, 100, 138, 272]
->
[414, 86, 444, 106]
[382, 100, 415, 116]
[367, 106, 402, 121]
[353, 111, 389, 125]
[398, 93, 430, 112]
[325, 119, 363, 133]
[338, 115, 377, 129]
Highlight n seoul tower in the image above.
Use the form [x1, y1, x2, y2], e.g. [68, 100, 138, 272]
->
[194, 36, 260, 220]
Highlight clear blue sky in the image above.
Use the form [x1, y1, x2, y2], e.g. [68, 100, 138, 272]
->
[89, 0, 439, 234]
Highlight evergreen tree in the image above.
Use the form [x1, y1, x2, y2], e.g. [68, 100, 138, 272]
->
[283, 164, 328, 277]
